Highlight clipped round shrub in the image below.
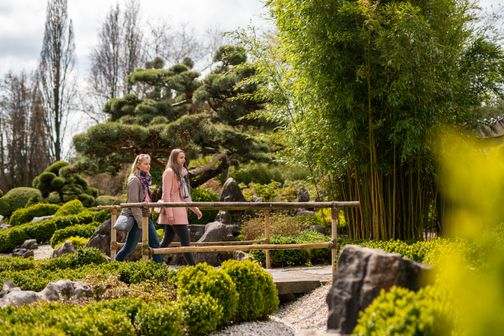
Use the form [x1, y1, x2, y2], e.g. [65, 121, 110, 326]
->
[9, 203, 60, 226]
[92, 209, 111, 223]
[0, 188, 3, 197]
[45, 247, 108, 270]
[177, 263, 238, 326]
[0, 187, 42, 217]
[232, 163, 285, 185]
[54, 199, 84, 217]
[135, 302, 184, 336]
[179, 293, 223, 336]
[45, 161, 69, 174]
[187, 187, 219, 224]
[221, 259, 279, 321]
[92, 297, 146, 324]
[54, 236, 89, 249]
[96, 195, 120, 206]
[0, 199, 9, 217]
[50, 223, 98, 247]
[3, 323, 66, 336]
[78, 193, 96, 207]
[353, 286, 453, 336]
[46, 192, 61, 204]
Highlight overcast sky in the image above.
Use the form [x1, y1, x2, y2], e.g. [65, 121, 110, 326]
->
[0, 0, 272, 77]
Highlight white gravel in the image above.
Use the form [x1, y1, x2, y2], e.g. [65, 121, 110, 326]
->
[212, 284, 332, 336]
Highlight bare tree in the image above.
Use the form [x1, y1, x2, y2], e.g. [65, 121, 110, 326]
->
[0, 72, 50, 189]
[38, 0, 76, 161]
[122, 0, 144, 94]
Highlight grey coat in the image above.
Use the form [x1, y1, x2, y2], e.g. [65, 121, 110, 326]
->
[122, 176, 146, 227]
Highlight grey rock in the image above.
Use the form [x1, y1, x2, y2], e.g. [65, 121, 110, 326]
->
[188, 224, 206, 242]
[0, 280, 20, 298]
[31, 215, 54, 223]
[309, 225, 326, 235]
[0, 223, 10, 230]
[52, 241, 76, 258]
[0, 290, 39, 307]
[11, 248, 34, 258]
[85, 219, 127, 256]
[194, 221, 235, 266]
[20, 239, 38, 250]
[217, 178, 248, 224]
[326, 245, 431, 334]
[297, 187, 310, 202]
[39, 280, 92, 302]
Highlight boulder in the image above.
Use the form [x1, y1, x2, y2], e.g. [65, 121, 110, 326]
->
[39, 280, 92, 302]
[297, 186, 310, 202]
[20, 239, 38, 250]
[326, 245, 431, 334]
[85, 219, 127, 257]
[0, 290, 39, 307]
[216, 178, 249, 224]
[52, 241, 76, 258]
[11, 248, 34, 258]
[193, 221, 236, 266]
[31, 215, 54, 223]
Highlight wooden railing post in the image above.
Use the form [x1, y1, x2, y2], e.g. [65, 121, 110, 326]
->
[330, 207, 339, 279]
[264, 209, 271, 269]
[141, 214, 150, 260]
[110, 207, 118, 259]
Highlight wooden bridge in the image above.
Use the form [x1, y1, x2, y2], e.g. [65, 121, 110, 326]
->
[98, 201, 359, 283]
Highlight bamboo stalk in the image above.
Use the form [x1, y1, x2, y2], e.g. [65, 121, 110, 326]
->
[151, 242, 331, 254]
[110, 207, 118, 259]
[141, 215, 149, 260]
[331, 207, 339, 279]
[264, 209, 271, 269]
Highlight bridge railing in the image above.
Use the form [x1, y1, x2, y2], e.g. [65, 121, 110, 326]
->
[98, 201, 360, 278]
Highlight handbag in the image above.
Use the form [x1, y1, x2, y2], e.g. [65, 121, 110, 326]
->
[113, 213, 135, 232]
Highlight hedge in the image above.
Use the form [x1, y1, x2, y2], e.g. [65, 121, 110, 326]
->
[50, 223, 99, 247]
[0, 187, 41, 218]
[353, 286, 453, 335]
[221, 259, 279, 321]
[54, 199, 84, 217]
[177, 263, 238, 326]
[9, 203, 60, 226]
[0, 212, 94, 252]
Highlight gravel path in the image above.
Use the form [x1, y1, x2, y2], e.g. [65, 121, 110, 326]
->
[212, 284, 331, 336]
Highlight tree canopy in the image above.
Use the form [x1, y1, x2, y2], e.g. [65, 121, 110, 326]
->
[261, 0, 504, 239]
[73, 46, 274, 185]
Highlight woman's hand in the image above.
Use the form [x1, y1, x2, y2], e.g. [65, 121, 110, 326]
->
[194, 208, 203, 220]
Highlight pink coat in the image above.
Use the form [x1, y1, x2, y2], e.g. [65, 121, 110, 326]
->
[158, 168, 195, 225]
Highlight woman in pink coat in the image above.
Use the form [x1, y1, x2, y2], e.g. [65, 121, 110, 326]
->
[158, 148, 202, 265]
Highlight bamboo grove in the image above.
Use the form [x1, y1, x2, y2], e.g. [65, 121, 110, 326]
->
[265, 0, 504, 240]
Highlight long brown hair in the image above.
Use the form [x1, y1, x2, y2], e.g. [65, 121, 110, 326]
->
[166, 148, 185, 178]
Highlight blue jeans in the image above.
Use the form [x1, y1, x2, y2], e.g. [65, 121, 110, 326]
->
[115, 217, 162, 263]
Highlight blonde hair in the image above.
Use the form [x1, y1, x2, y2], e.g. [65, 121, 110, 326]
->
[129, 154, 151, 178]
[166, 148, 185, 178]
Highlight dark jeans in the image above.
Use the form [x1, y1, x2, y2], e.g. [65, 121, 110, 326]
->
[160, 224, 196, 265]
[115, 217, 162, 263]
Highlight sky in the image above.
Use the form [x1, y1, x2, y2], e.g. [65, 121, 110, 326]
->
[0, 0, 272, 77]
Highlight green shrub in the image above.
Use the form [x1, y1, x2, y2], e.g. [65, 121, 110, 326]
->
[231, 163, 285, 185]
[0, 198, 9, 217]
[9, 203, 60, 226]
[135, 302, 184, 336]
[44, 247, 107, 271]
[187, 187, 219, 224]
[96, 196, 120, 206]
[177, 263, 238, 326]
[0, 256, 36, 272]
[118, 259, 174, 284]
[50, 223, 98, 247]
[353, 286, 453, 336]
[92, 297, 146, 325]
[179, 294, 223, 336]
[54, 199, 84, 217]
[0, 187, 42, 218]
[54, 236, 90, 249]
[221, 259, 279, 321]
[0, 189, 3, 197]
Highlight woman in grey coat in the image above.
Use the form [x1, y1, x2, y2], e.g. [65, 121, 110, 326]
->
[115, 154, 162, 263]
